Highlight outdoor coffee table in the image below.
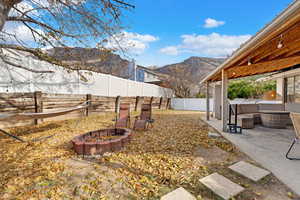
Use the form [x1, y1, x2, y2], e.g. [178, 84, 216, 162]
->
[259, 110, 290, 129]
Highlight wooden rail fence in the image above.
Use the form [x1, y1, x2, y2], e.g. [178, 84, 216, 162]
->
[0, 91, 171, 128]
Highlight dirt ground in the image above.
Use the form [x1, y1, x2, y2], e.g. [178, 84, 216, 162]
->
[0, 110, 298, 199]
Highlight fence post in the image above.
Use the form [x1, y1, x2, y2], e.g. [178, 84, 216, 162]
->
[86, 94, 92, 116]
[150, 96, 154, 106]
[159, 97, 163, 109]
[115, 96, 121, 117]
[135, 96, 140, 111]
[34, 91, 43, 125]
[166, 98, 171, 110]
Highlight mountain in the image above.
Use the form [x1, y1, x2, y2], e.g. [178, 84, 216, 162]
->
[155, 57, 225, 95]
[156, 56, 224, 83]
[47, 47, 132, 78]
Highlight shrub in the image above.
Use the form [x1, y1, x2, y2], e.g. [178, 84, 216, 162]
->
[228, 80, 276, 100]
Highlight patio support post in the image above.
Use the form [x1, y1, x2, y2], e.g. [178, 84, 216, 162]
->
[221, 69, 228, 132]
[206, 81, 210, 121]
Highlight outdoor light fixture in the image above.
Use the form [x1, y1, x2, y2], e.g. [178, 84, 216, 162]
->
[248, 58, 252, 66]
[277, 41, 283, 49]
[277, 34, 283, 49]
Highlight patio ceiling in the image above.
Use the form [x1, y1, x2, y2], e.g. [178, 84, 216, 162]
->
[201, 1, 300, 82]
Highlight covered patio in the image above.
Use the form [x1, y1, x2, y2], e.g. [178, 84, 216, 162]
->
[200, 0, 300, 196]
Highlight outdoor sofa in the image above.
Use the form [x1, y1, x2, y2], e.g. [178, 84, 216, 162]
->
[233, 104, 286, 129]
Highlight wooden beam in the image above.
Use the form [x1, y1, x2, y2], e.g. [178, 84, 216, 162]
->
[284, 47, 300, 57]
[267, 39, 300, 60]
[220, 55, 300, 80]
[236, 23, 300, 66]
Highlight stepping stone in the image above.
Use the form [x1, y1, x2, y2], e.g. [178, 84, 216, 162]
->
[208, 132, 221, 138]
[229, 161, 270, 182]
[199, 173, 244, 200]
[161, 187, 196, 200]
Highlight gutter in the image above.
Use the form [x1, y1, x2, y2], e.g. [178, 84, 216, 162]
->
[200, 0, 300, 84]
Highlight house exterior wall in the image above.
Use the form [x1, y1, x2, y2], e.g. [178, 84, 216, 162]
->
[276, 77, 284, 98]
[274, 70, 300, 112]
[144, 71, 160, 83]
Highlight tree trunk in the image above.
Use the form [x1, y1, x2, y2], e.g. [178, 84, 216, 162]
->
[0, 0, 21, 31]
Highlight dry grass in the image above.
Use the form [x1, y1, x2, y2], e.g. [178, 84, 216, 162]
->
[0, 110, 296, 200]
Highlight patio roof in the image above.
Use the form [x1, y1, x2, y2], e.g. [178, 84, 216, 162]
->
[201, 0, 300, 83]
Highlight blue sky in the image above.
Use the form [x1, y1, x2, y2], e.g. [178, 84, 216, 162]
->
[112, 0, 294, 67]
[4, 0, 294, 67]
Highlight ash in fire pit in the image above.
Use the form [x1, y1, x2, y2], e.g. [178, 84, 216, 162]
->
[71, 128, 132, 155]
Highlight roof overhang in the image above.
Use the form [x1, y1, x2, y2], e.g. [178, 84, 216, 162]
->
[201, 0, 300, 84]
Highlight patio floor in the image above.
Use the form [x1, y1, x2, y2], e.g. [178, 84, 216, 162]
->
[202, 116, 300, 196]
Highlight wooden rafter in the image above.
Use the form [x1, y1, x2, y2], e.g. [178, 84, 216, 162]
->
[223, 10, 300, 71]
[227, 56, 300, 80]
[210, 56, 300, 81]
[235, 23, 300, 66]
[267, 39, 300, 60]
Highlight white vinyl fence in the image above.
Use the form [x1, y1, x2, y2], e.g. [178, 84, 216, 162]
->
[171, 98, 213, 111]
[229, 99, 282, 104]
[171, 98, 282, 112]
[0, 49, 173, 97]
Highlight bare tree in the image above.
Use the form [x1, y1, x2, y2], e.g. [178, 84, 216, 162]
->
[0, 0, 134, 73]
[164, 65, 193, 98]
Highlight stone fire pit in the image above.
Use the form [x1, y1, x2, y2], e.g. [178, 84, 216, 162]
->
[71, 128, 132, 155]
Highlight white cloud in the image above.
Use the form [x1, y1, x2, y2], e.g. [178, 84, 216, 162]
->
[159, 46, 179, 56]
[159, 33, 251, 57]
[9, 1, 39, 17]
[105, 31, 159, 54]
[203, 18, 225, 28]
[2, 22, 45, 44]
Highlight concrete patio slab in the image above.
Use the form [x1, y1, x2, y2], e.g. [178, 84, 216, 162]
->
[202, 116, 300, 195]
[199, 172, 244, 200]
[161, 187, 196, 200]
[229, 161, 270, 181]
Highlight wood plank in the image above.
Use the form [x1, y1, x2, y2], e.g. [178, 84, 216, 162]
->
[43, 93, 86, 98]
[237, 23, 300, 65]
[0, 93, 34, 98]
[223, 56, 300, 80]
[229, 14, 300, 68]
[267, 39, 300, 60]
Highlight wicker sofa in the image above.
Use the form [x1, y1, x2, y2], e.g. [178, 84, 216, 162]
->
[233, 104, 285, 129]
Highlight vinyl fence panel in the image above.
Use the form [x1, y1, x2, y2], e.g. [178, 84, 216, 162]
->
[171, 98, 213, 111]
[0, 49, 173, 97]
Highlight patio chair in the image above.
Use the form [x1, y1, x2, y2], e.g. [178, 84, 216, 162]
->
[286, 112, 300, 160]
[133, 104, 154, 130]
[115, 103, 131, 128]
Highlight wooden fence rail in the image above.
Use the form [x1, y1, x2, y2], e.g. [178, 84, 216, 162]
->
[0, 91, 171, 128]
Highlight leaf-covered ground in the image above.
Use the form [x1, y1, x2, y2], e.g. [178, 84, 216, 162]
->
[0, 110, 297, 199]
